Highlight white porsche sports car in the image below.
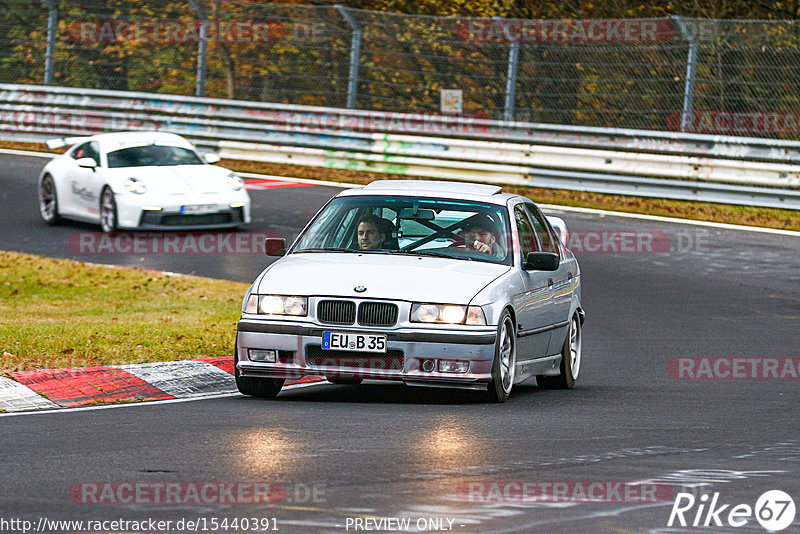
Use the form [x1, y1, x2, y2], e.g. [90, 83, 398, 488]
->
[38, 131, 251, 232]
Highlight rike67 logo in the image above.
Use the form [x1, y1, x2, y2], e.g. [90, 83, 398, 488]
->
[668, 490, 796, 531]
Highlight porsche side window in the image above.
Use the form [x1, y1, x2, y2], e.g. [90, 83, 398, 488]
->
[71, 143, 90, 161]
[513, 205, 540, 261]
[525, 204, 558, 254]
[71, 142, 100, 165]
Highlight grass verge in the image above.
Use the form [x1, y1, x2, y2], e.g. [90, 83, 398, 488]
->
[2, 139, 799, 231]
[0, 251, 247, 373]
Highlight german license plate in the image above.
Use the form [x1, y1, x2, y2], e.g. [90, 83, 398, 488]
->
[180, 204, 217, 215]
[322, 332, 386, 353]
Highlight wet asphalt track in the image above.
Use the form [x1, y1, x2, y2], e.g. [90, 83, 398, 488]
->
[1, 152, 799, 533]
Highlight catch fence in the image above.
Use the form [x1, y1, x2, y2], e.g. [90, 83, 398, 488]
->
[3, 2, 800, 136]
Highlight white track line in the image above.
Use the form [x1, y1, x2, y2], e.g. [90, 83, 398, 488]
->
[540, 203, 800, 236]
[0, 147, 56, 158]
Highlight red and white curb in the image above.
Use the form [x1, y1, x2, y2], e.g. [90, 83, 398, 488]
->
[242, 176, 314, 191]
[0, 376, 60, 411]
[0, 357, 324, 413]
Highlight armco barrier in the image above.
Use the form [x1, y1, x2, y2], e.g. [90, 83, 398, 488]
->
[2, 83, 800, 210]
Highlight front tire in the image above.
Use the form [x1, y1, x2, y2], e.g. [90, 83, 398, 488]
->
[486, 310, 516, 403]
[537, 313, 582, 389]
[234, 336, 284, 398]
[99, 187, 118, 233]
[39, 175, 62, 225]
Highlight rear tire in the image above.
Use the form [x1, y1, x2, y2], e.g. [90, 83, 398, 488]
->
[39, 175, 62, 225]
[486, 310, 516, 403]
[234, 335, 284, 398]
[537, 313, 582, 390]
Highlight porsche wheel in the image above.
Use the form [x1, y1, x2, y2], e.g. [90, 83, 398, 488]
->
[99, 187, 118, 233]
[39, 175, 62, 225]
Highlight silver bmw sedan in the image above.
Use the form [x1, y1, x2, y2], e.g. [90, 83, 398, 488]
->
[235, 180, 584, 402]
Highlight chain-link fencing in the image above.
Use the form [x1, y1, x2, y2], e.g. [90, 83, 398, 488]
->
[3, 1, 800, 137]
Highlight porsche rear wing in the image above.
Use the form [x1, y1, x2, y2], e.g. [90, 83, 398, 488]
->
[45, 136, 93, 150]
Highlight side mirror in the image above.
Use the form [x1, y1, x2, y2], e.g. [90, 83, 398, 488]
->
[546, 216, 569, 247]
[264, 237, 286, 257]
[204, 153, 221, 164]
[524, 251, 559, 271]
[76, 157, 97, 170]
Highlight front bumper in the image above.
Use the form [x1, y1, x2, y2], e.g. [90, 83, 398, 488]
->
[136, 206, 247, 230]
[115, 193, 251, 230]
[236, 319, 498, 390]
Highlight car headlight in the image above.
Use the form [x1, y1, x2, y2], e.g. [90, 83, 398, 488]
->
[410, 303, 486, 325]
[125, 177, 146, 194]
[225, 172, 244, 191]
[244, 295, 307, 316]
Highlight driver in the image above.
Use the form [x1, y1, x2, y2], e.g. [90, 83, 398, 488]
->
[356, 214, 387, 250]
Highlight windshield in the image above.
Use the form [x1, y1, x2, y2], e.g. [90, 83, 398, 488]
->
[292, 195, 513, 265]
[107, 145, 204, 168]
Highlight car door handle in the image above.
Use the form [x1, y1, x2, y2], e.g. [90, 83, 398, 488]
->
[568, 272, 573, 280]
[548, 278, 554, 287]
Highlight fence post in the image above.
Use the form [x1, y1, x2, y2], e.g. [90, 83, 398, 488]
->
[42, 0, 58, 85]
[504, 40, 520, 122]
[336, 5, 361, 109]
[672, 16, 698, 133]
[187, 0, 207, 97]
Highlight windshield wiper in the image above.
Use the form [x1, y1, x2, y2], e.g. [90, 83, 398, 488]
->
[394, 250, 471, 260]
[294, 247, 358, 253]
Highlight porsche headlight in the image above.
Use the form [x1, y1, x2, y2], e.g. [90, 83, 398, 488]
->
[125, 177, 146, 194]
[225, 172, 244, 191]
[410, 303, 486, 325]
[245, 295, 308, 316]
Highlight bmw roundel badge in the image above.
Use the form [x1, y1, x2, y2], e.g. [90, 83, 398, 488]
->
[354, 286, 367, 293]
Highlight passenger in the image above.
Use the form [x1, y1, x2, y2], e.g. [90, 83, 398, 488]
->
[356, 214, 387, 250]
[461, 215, 502, 256]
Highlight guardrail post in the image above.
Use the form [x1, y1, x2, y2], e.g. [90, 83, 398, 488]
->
[672, 16, 698, 133]
[187, 0, 207, 97]
[336, 5, 361, 109]
[504, 40, 520, 122]
[42, 0, 58, 85]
